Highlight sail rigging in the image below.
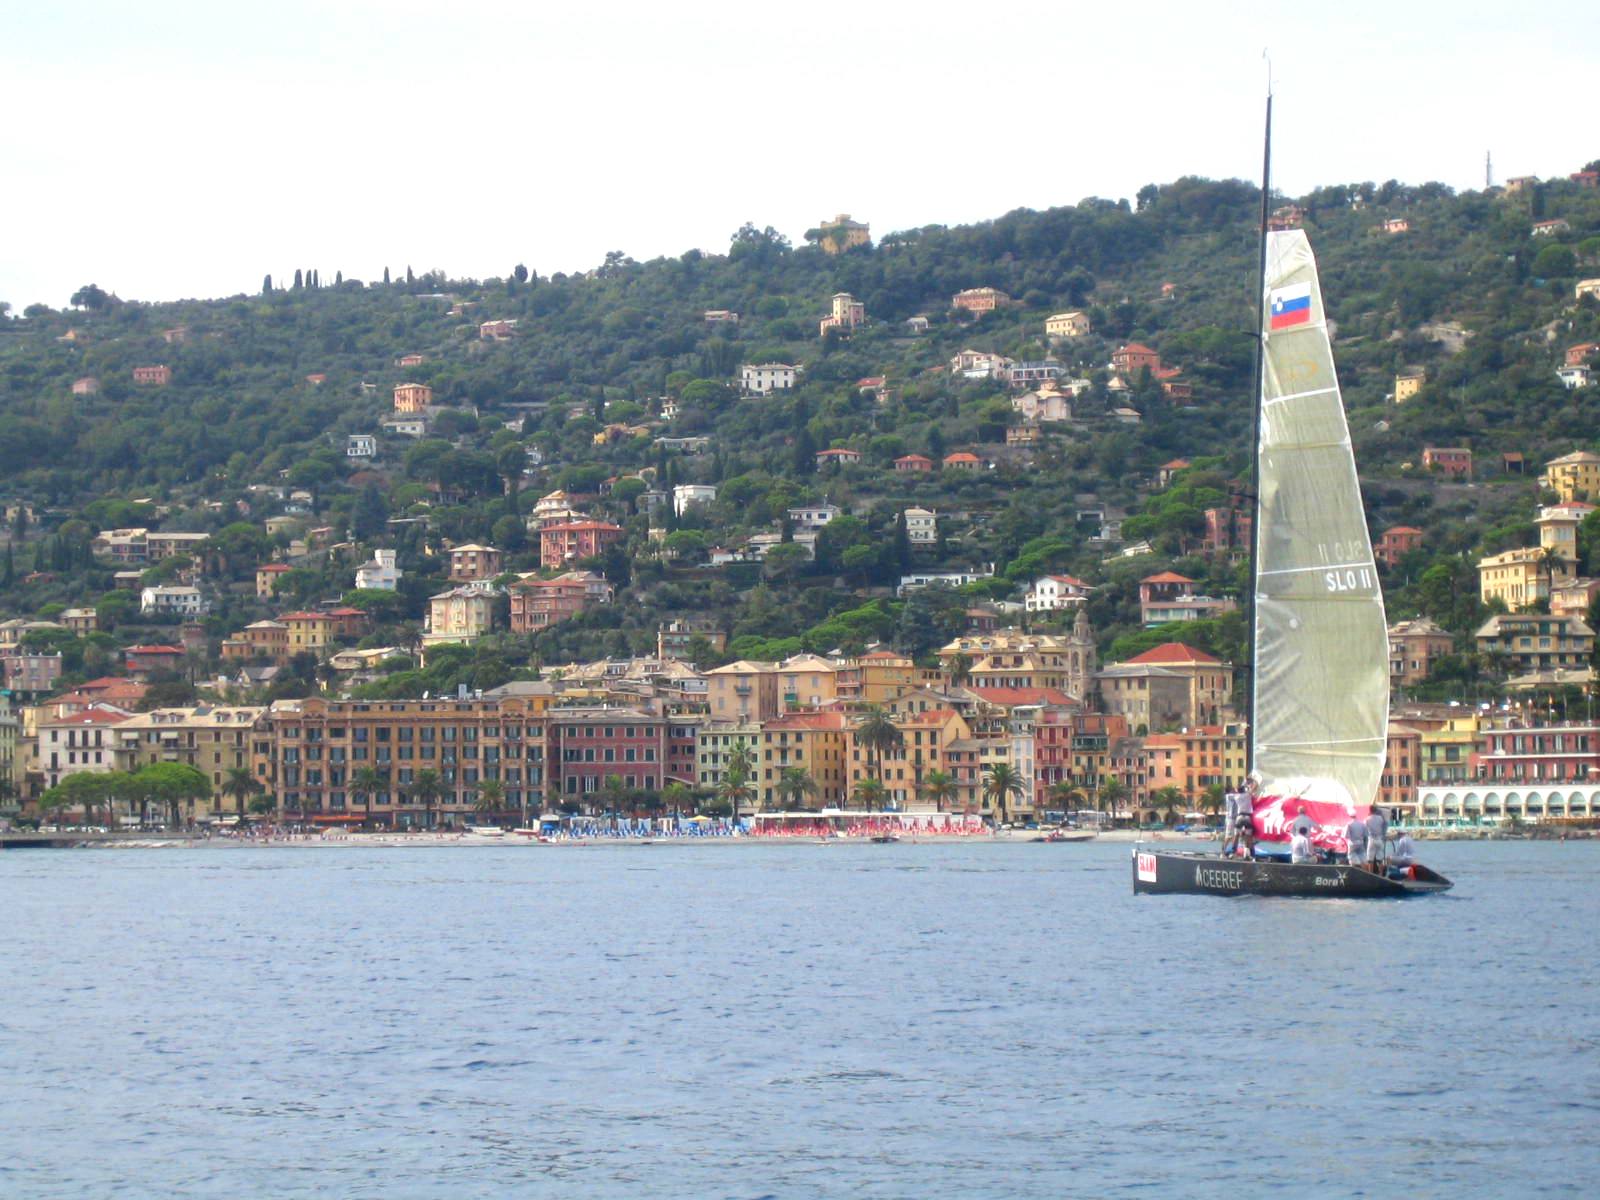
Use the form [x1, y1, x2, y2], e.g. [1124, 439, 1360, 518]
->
[1249, 230, 1389, 830]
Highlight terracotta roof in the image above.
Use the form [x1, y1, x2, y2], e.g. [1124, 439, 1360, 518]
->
[125, 644, 184, 655]
[1161, 458, 1190, 469]
[1126, 643, 1221, 665]
[943, 452, 981, 463]
[1117, 342, 1157, 355]
[257, 563, 292, 573]
[1383, 526, 1424, 536]
[542, 520, 624, 533]
[43, 708, 133, 727]
[1140, 571, 1196, 584]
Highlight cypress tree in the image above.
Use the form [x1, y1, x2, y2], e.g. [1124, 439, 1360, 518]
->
[293, 269, 303, 290]
[335, 270, 343, 287]
[262, 274, 273, 293]
[406, 266, 415, 285]
[383, 266, 391, 285]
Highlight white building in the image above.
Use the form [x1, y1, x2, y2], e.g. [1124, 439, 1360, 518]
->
[1557, 365, 1593, 390]
[949, 349, 1013, 379]
[740, 363, 799, 395]
[1025, 574, 1092, 612]
[904, 508, 937, 545]
[347, 433, 377, 458]
[897, 568, 994, 595]
[382, 415, 429, 438]
[786, 503, 839, 531]
[140, 585, 207, 617]
[355, 548, 402, 592]
[673, 484, 718, 516]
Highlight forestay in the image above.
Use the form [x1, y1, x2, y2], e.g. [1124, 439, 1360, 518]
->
[1250, 230, 1389, 843]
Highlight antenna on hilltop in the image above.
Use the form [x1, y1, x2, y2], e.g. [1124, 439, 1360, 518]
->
[1485, 151, 1494, 190]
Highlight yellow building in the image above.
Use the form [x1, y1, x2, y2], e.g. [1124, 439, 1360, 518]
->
[705, 661, 781, 723]
[1542, 451, 1600, 503]
[114, 706, 266, 816]
[1536, 504, 1590, 564]
[424, 586, 498, 648]
[279, 611, 339, 656]
[1393, 372, 1425, 403]
[756, 712, 851, 809]
[1418, 714, 1479, 786]
[1477, 546, 1573, 609]
[816, 214, 870, 255]
[1045, 311, 1090, 338]
[845, 709, 971, 810]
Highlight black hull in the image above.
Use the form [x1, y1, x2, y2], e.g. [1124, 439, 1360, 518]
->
[1131, 849, 1452, 898]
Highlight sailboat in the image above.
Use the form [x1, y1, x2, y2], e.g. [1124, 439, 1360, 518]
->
[1132, 99, 1451, 898]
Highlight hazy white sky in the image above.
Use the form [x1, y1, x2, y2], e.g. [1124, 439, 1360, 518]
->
[4, 1, 1595, 309]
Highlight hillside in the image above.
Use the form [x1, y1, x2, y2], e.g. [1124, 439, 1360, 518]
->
[3, 168, 1600, 702]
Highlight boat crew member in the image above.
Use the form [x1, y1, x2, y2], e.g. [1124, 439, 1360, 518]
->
[1343, 812, 1368, 867]
[1289, 825, 1315, 863]
[1231, 776, 1259, 858]
[1364, 806, 1388, 872]
[1222, 786, 1246, 856]
[1388, 828, 1416, 872]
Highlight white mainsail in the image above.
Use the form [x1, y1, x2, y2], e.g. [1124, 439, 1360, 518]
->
[1251, 229, 1388, 817]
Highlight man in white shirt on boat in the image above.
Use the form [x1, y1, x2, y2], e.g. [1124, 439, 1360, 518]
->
[1289, 826, 1315, 864]
[1222, 777, 1258, 858]
[1388, 828, 1416, 872]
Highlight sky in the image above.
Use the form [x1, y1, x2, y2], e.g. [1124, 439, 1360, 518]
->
[4, 0, 1596, 310]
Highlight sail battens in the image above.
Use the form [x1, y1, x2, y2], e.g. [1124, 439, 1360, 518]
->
[1251, 230, 1389, 814]
[1262, 385, 1338, 406]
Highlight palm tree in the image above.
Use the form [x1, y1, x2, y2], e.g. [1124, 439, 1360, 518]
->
[347, 766, 385, 828]
[919, 769, 957, 811]
[1201, 783, 1226, 829]
[777, 767, 817, 811]
[852, 777, 886, 810]
[854, 706, 903, 805]
[1098, 775, 1128, 828]
[222, 766, 265, 822]
[983, 763, 1026, 826]
[407, 769, 445, 830]
[1538, 545, 1571, 608]
[948, 652, 974, 688]
[1047, 779, 1084, 822]
[600, 774, 628, 819]
[716, 771, 753, 819]
[474, 778, 506, 825]
[661, 781, 692, 819]
[1154, 785, 1185, 827]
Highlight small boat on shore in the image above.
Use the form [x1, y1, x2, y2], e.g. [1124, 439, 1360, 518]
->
[1032, 829, 1096, 843]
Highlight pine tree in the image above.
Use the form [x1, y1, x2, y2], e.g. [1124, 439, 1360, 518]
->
[894, 511, 912, 572]
[513, 264, 529, 283]
[2, 543, 13, 588]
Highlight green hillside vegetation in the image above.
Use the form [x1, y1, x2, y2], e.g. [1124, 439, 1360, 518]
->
[3, 167, 1600, 703]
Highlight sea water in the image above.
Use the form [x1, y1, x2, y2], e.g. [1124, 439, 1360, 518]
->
[1, 840, 1595, 1198]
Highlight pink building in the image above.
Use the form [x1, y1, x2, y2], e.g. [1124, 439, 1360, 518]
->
[539, 521, 624, 569]
[815, 448, 863, 469]
[1112, 343, 1161, 376]
[132, 365, 172, 386]
[1422, 447, 1472, 479]
[951, 287, 1011, 315]
[509, 572, 613, 632]
[894, 455, 933, 473]
[549, 707, 666, 802]
[72, 377, 100, 396]
[1376, 526, 1425, 568]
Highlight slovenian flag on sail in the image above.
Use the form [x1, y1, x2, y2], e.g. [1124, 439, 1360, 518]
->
[1269, 281, 1313, 331]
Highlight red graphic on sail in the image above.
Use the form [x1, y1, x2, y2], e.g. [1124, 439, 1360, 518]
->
[1251, 793, 1367, 854]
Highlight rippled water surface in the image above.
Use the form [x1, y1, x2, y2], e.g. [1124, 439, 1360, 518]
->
[2, 840, 1596, 1198]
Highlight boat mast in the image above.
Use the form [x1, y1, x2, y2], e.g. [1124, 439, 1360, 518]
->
[1245, 80, 1272, 779]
